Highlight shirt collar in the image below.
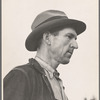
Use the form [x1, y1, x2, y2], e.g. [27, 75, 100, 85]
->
[35, 56, 55, 79]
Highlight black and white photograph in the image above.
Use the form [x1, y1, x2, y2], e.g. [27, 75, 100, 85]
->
[2, 0, 99, 100]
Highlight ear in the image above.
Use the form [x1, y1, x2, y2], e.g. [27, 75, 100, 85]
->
[43, 31, 51, 45]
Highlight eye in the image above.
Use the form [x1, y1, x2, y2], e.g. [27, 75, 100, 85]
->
[67, 35, 72, 39]
[65, 33, 77, 40]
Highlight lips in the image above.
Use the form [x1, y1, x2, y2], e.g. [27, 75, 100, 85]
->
[68, 50, 73, 55]
[68, 51, 72, 54]
[65, 49, 74, 57]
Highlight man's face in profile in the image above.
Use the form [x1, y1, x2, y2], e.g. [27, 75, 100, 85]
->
[49, 27, 78, 64]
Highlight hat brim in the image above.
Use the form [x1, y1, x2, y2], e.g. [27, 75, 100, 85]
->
[25, 18, 86, 51]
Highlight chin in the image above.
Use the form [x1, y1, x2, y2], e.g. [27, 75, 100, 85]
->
[61, 59, 70, 64]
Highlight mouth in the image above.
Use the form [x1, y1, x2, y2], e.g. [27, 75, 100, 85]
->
[68, 51, 73, 55]
[64, 51, 72, 58]
[64, 50, 74, 57]
[68, 52, 72, 54]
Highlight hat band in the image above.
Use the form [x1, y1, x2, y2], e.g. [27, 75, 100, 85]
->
[35, 16, 68, 29]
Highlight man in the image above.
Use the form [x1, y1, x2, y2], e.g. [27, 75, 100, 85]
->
[4, 10, 86, 100]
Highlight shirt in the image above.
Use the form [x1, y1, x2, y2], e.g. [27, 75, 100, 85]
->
[35, 56, 68, 100]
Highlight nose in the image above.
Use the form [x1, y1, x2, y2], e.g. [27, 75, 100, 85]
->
[70, 39, 78, 49]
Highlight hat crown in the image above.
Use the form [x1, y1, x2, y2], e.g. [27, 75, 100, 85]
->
[31, 10, 68, 30]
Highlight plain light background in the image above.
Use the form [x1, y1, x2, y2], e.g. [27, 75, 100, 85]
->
[2, 0, 99, 100]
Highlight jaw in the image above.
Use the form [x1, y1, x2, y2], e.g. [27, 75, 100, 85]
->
[55, 55, 71, 65]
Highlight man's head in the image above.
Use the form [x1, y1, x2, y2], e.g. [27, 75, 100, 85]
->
[25, 10, 86, 65]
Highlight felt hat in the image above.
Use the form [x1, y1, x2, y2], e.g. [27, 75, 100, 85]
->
[25, 10, 86, 51]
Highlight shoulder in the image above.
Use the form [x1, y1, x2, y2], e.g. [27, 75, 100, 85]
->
[4, 58, 43, 82]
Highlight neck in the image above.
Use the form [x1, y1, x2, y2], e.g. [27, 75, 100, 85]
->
[36, 48, 59, 70]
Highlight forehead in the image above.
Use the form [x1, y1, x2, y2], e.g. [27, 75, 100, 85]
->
[58, 27, 77, 37]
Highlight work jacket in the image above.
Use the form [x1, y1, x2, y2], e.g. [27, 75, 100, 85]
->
[4, 58, 57, 100]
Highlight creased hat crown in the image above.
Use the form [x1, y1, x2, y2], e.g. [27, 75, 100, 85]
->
[31, 10, 68, 30]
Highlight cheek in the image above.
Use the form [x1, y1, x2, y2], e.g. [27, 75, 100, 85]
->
[51, 44, 62, 54]
[63, 43, 70, 52]
[60, 42, 70, 55]
[50, 37, 70, 56]
[51, 42, 70, 56]
[50, 42, 63, 56]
